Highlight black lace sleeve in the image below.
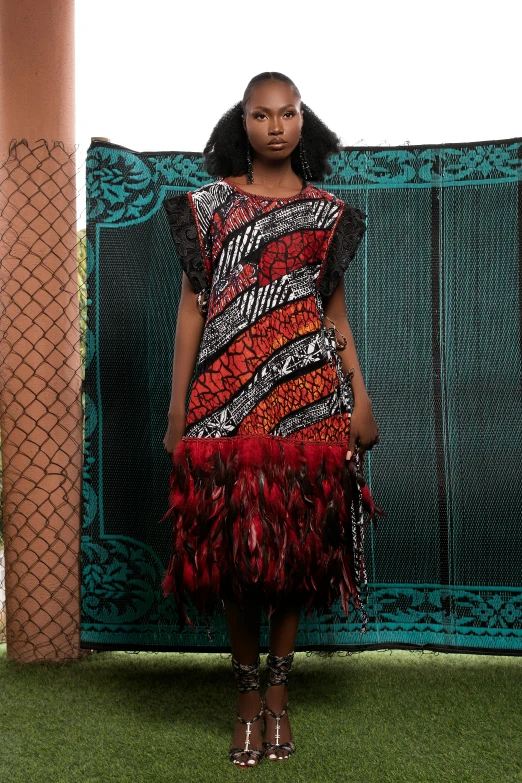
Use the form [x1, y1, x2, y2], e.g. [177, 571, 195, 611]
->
[317, 202, 367, 297]
[163, 193, 209, 293]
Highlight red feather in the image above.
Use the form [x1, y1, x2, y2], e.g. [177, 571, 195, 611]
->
[157, 434, 385, 631]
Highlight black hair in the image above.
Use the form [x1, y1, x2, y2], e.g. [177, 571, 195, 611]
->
[202, 71, 342, 183]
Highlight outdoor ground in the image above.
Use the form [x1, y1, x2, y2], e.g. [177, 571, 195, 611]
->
[1, 645, 521, 782]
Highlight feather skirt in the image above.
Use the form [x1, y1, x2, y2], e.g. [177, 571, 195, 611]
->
[157, 434, 385, 635]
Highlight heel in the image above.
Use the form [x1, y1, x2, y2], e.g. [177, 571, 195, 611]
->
[262, 702, 296, 760]
[262, 650, 296, 761]
[229, 654, 264, 767]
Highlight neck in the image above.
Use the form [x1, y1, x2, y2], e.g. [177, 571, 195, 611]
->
[250, 158, 298, 187]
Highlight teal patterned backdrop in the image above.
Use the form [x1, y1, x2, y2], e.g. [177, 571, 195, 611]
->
[81, 137, 522, 655]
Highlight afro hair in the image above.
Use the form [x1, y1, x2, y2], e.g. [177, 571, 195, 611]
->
[202, 71, 343, 183]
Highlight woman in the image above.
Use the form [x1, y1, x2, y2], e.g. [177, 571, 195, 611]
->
[158, 71, 385, 767]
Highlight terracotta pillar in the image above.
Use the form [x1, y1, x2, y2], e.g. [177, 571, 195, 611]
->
[0, 0, 87, 661]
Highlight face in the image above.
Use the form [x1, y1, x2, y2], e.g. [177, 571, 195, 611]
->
[242, 81, 303, 164]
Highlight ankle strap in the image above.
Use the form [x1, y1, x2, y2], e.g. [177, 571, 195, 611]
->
[231, 654, 261, 693]
[266, 650, 295, 687]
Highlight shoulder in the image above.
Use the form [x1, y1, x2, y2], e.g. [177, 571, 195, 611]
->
[189, 178, 231, 202]
[315, 189, 368, 296]
[181, 179, 234, 221]
[163, 179, 231, 233]
[163, 179, 230, 206]
[308, 183, 341, 202]
[309, 184, 367, 220]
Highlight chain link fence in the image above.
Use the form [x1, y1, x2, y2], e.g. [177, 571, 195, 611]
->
[0, 138, 88, 660]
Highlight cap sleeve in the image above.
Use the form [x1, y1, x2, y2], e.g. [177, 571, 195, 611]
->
[162, 192, 210, 293]
[316, 201, 367, 297]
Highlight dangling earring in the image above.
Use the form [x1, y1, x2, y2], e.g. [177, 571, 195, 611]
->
[246, 139, 254, 184]
[299, 134, 313, 181]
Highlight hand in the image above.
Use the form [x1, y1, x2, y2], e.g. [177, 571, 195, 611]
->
[345, 394, 380, 461]
[163, 411, 186, 457]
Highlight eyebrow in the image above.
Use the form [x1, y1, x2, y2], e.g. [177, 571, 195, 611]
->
[251, 104, 297, 111]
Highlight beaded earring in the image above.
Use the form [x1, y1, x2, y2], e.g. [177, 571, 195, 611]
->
[299, 134, 313, 180]
[246, 139, 254, 184]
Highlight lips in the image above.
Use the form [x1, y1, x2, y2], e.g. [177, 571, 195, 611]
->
[268, 140, 286, 146]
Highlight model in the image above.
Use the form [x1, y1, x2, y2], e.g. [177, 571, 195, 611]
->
[158, 70, 385, 768]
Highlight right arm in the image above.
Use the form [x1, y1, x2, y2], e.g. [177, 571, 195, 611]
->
[163, 272, 205, 455]
[161, 189, 212, 454]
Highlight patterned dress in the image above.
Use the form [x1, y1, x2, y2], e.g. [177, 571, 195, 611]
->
[158, 176, 385, 635]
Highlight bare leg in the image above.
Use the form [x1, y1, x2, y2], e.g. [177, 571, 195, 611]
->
[223, 590, 263, 767]
[264, 593, 301, 760]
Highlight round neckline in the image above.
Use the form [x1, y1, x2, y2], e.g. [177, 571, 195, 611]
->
[221, 177, 313, 201]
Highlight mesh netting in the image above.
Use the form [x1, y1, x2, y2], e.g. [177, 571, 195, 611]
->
[81, 138, 522, 656]
[0, 138, 90, 661]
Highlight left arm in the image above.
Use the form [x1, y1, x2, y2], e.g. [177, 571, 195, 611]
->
[321, 278, 380, 458]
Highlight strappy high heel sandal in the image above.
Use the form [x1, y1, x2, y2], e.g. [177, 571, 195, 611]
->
[262, 650, 296, 761]
[229, 654, 265, 767]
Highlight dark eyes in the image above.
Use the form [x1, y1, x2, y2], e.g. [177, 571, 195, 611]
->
[254, 111, 295, 119]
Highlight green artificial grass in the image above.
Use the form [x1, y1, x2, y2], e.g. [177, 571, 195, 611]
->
[1, 644, 521, 783]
